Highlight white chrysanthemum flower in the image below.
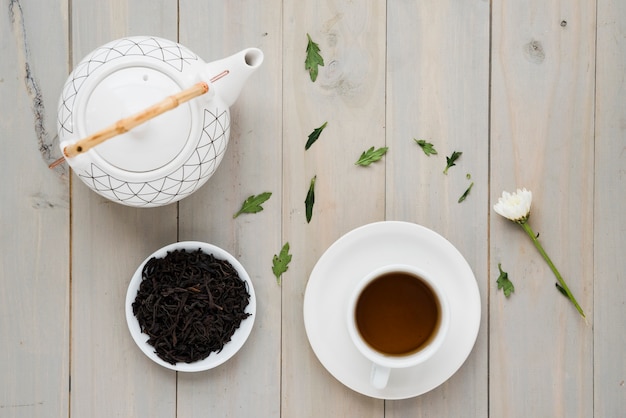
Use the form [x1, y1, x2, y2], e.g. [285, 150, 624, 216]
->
[493, 187, 586, 318]
[493, 188, 532, 223]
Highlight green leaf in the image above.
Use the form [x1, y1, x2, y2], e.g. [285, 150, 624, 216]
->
[233, 192, 272, 218]
[496, 263, 515, 298]
[305, 33, 325, 82]
[443, 151, 462, 174]
[305, 122, 328, 150]
[305, 175, 316, 223]
[355, 146, 388, 166]
[272, 242, 292, 285]
[414, 139, 438, 156]
[555, 282, 568, 297]
[458, 182, 474, 203]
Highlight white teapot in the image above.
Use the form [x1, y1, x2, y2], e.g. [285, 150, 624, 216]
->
[56, 36, 263, 207]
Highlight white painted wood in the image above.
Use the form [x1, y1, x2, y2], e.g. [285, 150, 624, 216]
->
[385, 0, 490, 416]
[68, 1, 179, 416]
[594, 0, 626, 415]
[3, 0, 626, 416]
[490, 1, 595, 416]
[176, 1, 282, 416]
[0, 1, 70, 417]
[281, 1, 387, 416]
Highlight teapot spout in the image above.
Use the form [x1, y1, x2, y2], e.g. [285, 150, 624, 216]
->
[205, 48, 263, 107]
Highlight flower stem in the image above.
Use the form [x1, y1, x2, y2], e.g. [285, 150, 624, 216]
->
[519, 221, 586, 318]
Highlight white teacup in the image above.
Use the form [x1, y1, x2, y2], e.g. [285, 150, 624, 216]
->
[346, 264, 450, 389]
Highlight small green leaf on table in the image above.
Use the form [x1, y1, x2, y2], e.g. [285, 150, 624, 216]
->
[272, 243, 292, 285]
[414, 139, 438, 156]
[355, 146, 388, 166]
[305, 33, 325, 82]
[305, 122, 328, 150]
[233, 192, 272, 218]
[305, 175, 316, 223]
[496, 263, 515, 298]
[443, 151, 462, 174]
[458, 182, 474, 203]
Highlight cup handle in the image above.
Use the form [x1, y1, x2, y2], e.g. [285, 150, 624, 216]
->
[370, 363, 391, 389]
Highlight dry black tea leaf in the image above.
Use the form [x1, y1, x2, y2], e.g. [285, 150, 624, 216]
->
[132, 249, 252, 364]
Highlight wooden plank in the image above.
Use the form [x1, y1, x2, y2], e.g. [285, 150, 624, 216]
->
[176, 1, 282, 417]
[281, 1, 387, 416]
[489, 1, 595, 416]
[594, 0, 626, 415]
[68, 1, 179, 416]
[0, 1, 70, 416]
[385, 0, 489, 415]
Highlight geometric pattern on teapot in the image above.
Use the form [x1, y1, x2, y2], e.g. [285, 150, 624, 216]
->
[58, 37, 199, 136]
[77, 108, 230, 207]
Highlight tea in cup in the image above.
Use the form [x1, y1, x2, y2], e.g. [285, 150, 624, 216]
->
[346, 264, 450, 389]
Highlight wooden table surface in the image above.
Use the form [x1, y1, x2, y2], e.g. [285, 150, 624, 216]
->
[2, 1, 625, 417]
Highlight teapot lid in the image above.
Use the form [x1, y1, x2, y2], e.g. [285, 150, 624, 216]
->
[78, 66, 195, 173]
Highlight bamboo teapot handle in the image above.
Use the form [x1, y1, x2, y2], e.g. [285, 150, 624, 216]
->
[49, 82, 209, 169]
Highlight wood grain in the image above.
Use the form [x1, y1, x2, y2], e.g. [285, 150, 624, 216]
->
[176, 1, 282, 416]
[281, 1, 387, 416]
[2, 0, 626, 416]
[0, 1, 70, 416]
[594, 0, 626, 415]
[385, 0, 490, 415]
[68, 1, 179, 416]
[490, 0, 595, 416]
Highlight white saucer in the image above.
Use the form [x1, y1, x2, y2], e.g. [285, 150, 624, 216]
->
[303, 221, 481, 399]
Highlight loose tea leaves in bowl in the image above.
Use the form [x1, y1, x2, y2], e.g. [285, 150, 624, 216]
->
[131, 248, 252, 365]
